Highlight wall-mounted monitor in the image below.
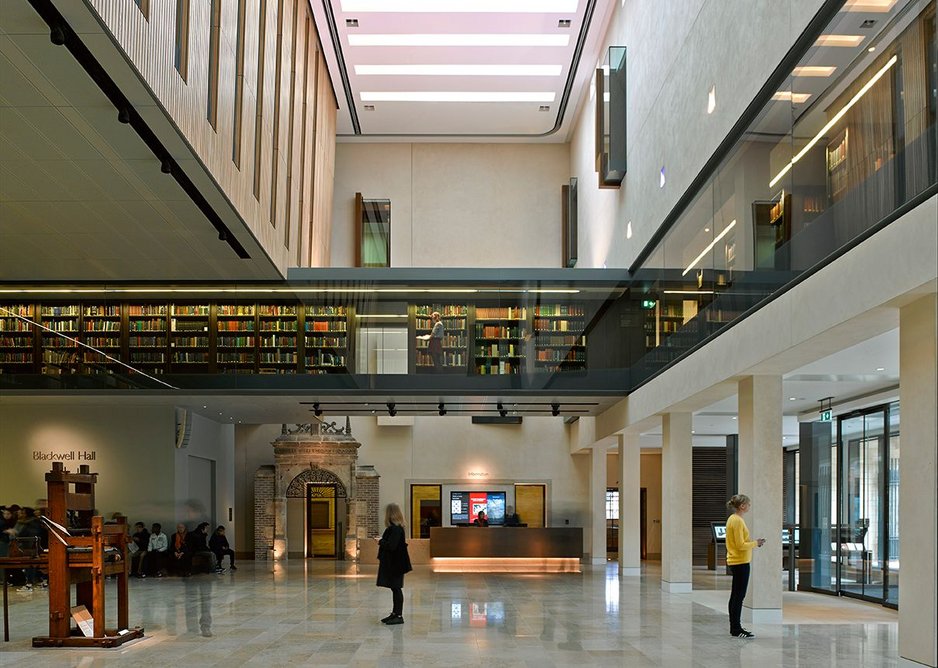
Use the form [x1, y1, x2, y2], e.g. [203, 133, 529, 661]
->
[450, 491, 506, 525]
[710, 522, 727, 543]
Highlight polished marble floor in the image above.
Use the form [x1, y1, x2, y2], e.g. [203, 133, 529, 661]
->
[0, 561, 897, 666]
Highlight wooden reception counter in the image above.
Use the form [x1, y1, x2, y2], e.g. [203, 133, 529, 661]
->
[429, 527, 582, 573]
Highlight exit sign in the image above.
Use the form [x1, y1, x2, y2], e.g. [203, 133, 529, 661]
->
[820, 409, 832, 422]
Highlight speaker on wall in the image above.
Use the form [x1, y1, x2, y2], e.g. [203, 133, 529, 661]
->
[562, 177, 578, 268]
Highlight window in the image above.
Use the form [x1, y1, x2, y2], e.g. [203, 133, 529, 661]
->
[232, 0, 246, 165]
[253, 0, 268, 200]
[270, 0, 287, 226]
[605, 489, 619, 521]
[134, 0, 149, 19]
[174, 0, 190, 81]
[207, 0, 221, 128]
[284, 0, 300, 248]
[355, 194, 391, 267]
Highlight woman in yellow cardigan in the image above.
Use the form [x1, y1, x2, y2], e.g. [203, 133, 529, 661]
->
[726, 494, 765, 638]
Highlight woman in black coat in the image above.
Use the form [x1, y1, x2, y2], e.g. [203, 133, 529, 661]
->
[376, 503, 412, 625]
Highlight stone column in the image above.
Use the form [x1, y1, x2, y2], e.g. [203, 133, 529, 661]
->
[899, 294, 937, 668]
[590, 445, 607, 564]
[618, 433, 641, 575]
[738, 375, 783, 623]
[661, 412, 692, 592]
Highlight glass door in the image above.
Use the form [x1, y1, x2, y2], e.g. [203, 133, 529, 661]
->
[837, 407, 887, 603]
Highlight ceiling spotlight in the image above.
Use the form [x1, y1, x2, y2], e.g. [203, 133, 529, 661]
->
[387, 402, 397, 417]
[438, 402, 447, 416]
[346, 18, 359, 27]
[551, 403, 560, 417]
[160, 158, 173, 174]
[868, 46, 876, 52]
[875, 367, 885, 371]
[117, 107, 131, 124]
[860, 19, 877, 28]
[313, 402, 322, 417]
[49, 24, 66, 46]
[558, 19, 571, 27]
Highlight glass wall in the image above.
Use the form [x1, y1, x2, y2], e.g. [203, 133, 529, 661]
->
[630, 0, 937, 386]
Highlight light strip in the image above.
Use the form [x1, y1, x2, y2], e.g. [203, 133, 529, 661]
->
[769, 55, 897, 188]
[354, 64, 563, 76]
[341, 0, 579, 13]
[347, 34, 570, 47]
[0, 307, 177, 390]
[360, 91, 556, 102]
[815, 34, 865, 47]
[663, 290, 715, 295]
[792, 66, 837, 77]
[842, 0, 897, 11]
[772, 90, 812, 104]
[0, 288, 481, 294]
[682, 220, 736, 277]
[355, 314, 408, 318]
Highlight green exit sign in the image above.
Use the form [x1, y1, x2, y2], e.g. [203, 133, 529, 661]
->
[820, 409, 832, 422]
[641, 299, 656, 309]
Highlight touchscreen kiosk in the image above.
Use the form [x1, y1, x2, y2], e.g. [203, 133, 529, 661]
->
[710, 522, 727, 543]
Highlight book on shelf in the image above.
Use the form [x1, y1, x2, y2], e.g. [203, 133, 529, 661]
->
[171, 336, 209, 347]
[128, 305, 167, 316]
[217, 335, 255, 347]
[40, 305, 80, 317]
[260, 321, 297, 331]
[475, 324, 525, 339]
[259, 334, 297, 347]
[218, 320, 254, 331]
[170, 305, 210, 316]
[217, 305, 256, 316]
[83, 305, 121, 317]
[306, 305, 348, 316]
[258, 305, 297, 316]
[475, 307, 526, 320]
[533, 305, 584, 316]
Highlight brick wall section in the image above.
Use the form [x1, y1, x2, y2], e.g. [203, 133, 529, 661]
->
[356, 470, 380, 538]
[254, 466, 275, 561]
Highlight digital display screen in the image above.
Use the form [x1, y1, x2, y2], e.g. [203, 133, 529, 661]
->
[450, 491, 506, 525]
[711, 522, 727, 542]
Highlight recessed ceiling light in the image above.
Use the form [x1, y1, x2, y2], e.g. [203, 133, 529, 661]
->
[731, 416, 737, 420]
[626, 221, 633, 239]
[354, 64, 562, 76]
[659, 167, 666, 188]
[707, 85, 716, 114]
[868, 46, 876, 52]
[202, 405, 207, 409]
[789, 397, 797, 401]
[815, 34, 864, 47]
[341, 0, 580, 12]
[860, 19, 877, 28]
[843, 0, 896, 12]
[772, 90, 812, 104]
[345, 18, 359, 27]
[558, 19, 572, 28]
[876, 367, 885, 371]
[704, 227, 710, 232]
[792, 66, 837, 77]
[347, 33, 570, 47]
[363, 104, 375, 111]
[538, 105, 550, 111]
[360, 91, 556, 102]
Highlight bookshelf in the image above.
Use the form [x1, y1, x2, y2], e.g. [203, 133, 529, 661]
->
[170, 304, 210, 368]
[415, 304, 467, 372]
[532, 304, 587, 373]
[216, 304, 256, 374]
[82, 304, 122, 370]
[474, 306, 526, 375]
[127, 304, 167, 374]
[304, 305, 348, 374]
[258, 304, 298, 373]
[0, 304, 35, 372]
[40, 304, 81, 375]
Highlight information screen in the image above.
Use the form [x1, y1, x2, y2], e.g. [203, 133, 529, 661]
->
[711, 522, 727, 542]
[450, 491, 506, 525]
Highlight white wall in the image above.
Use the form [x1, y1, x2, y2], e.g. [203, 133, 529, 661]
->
[331, 143, 571, 267]
[174, 412, 235, 545]
[0, 401, 176, 528]
[569, 0, 825, 268]
[234, 416, 592, 553]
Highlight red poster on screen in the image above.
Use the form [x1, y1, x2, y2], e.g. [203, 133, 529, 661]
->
[469, 492, 487, 517]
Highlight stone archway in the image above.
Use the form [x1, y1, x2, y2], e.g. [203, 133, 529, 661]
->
[253, 422, 379, 561]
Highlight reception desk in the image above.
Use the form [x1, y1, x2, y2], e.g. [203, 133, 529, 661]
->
[429, 527, 582, 573]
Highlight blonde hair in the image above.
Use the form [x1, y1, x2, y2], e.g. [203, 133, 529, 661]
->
[727, 494, 751, 512]
[385, 503, 405, 527]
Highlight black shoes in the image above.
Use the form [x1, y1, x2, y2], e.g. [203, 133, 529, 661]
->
[381, 614, 404, 625]
[229, 565, 237, 570]
[731, 628, 755, 638]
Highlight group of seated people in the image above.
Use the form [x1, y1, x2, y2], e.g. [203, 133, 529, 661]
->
[128, 522, 236, 577]
[2, 503, 237, 584]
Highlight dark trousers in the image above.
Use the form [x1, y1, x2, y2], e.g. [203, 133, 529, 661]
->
[213, 548, 235, 567]
[391, 587, 403, 616]
[728, 562, 751, 633]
